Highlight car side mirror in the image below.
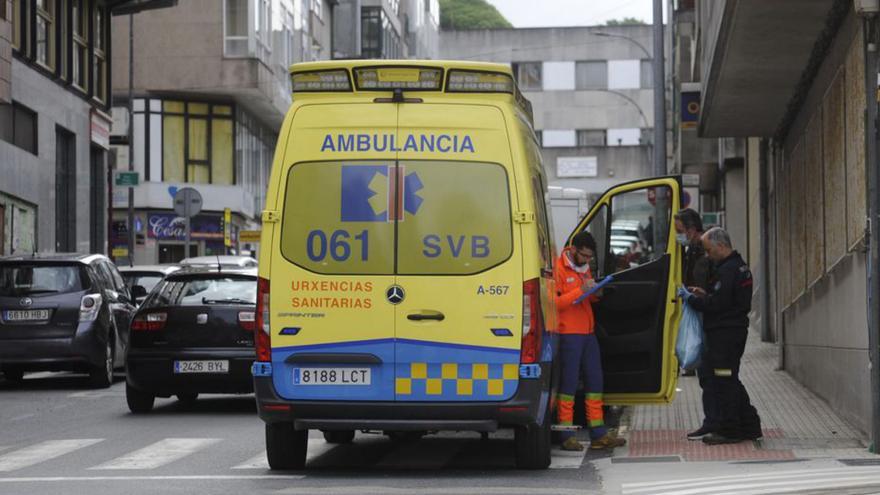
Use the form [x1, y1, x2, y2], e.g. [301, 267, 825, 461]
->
[131, 285, 148, 301]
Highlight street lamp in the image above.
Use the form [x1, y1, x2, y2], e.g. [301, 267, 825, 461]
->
[592, 27, 666, 177]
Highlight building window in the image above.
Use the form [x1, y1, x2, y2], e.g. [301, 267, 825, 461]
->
[640, 59, 653, 88]
[0, 102, 38, 155]
[36, 0, 55, 70]
[72, 0, 89, 91]
[310, 0, 322, 20]
[361, 7, 381, 58]
[607, 128, 641, 146]
[577, 129, 606, 146]
[256, 0, 271, 61]
[513, 62, 542, 91]
[93, 5, 107, 103]
[608, 60, 640, 90]
[159, 100, 235, 185]
[541, 129, 576, 148]
[13, 0, 27, 53]
[224, 0, 248, 56]
[576, 61, 607, 90]
[542, 61, 575, 91]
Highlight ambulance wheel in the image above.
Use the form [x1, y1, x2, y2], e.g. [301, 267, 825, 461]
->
[266, 423, 307, 470]
[515, 418, 551, 469]
[323, 430, 355, 444]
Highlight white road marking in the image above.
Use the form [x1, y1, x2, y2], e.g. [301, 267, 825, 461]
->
[374, 440, 464, 469]
[232, 439, 337, 470]
[549, 447, 587, 469]
[89, 438, 221, 470]
[622, 467, 880, 495]
[0, 475, 305, 483]
[0, 439, 104, 472]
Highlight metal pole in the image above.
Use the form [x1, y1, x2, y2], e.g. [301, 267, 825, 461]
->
[185, 215, 191, 260]
[863, 17, 880, 454]
[653, 0, 666, 176]
[127, 14, 135, 265]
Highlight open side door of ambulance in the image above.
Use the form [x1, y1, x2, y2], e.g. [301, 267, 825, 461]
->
[565, 176, 682, 405]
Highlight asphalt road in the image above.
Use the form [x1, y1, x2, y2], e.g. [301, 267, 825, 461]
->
[0, 372, 606, 495]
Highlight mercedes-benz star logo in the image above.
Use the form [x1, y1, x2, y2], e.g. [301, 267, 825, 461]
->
[20, 297, 32, 307]
[386, 285, 405, 305]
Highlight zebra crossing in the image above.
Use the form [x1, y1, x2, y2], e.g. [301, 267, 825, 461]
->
[0, 435, 590, 475]
[620, 466, 880, 495]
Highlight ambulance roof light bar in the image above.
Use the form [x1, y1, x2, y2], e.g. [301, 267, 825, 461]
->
[290, 69, 352, 92]
[446, 69, 514, 94]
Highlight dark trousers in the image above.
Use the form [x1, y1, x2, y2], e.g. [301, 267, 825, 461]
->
[558, 333, 607, 440]
[703, 327, 762, 439]
[697, 358, 718, 430]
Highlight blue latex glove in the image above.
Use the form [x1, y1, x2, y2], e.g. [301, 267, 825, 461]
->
[676, 286, 693, 301]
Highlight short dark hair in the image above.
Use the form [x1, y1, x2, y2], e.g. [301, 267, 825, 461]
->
[571, 231, 597, 252]
[674, 208, 703, 232]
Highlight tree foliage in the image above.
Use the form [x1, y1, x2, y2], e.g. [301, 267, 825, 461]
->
[605, 17, 647, 26]
[439, 0, 513, 30]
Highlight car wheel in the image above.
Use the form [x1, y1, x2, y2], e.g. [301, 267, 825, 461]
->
[126, 383, 155, 414]
[89, 336, 115, 389]
[177, 393, 199, 404]
[322, 430, 355, 444]
[2, 369, 24, 382]
[514, 416, 551, 469]
[266, 423, 307, 470]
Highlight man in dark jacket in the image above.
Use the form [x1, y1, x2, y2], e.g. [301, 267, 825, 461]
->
[674, 209, 716, 440]
[681, 227, 762, 445]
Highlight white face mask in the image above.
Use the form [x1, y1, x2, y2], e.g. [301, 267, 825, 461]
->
[676, 233, 688, 246]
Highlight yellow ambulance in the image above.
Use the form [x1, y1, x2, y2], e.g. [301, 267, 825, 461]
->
[252, 60, 683, 470]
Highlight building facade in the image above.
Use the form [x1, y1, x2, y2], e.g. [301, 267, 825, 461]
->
[333, 0, 439, 60]
[440, 26, 656, 247]
[109, 0, 439, 265]
[109, 0, 336, 264]
[689, 0, 876, 439]
[0, 0, 168, 257]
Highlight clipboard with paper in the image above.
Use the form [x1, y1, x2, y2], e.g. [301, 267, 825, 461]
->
[573, 275, 614, 305]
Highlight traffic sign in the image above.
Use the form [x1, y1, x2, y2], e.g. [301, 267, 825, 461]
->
[115, 171, 139, 187]
[173, 188, 203, 218]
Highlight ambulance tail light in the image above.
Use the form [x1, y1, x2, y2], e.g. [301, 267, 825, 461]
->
[291, 69, 352, 92]
[521, 279, 543, 364]
[446, 70, 514, 93]
[255, 277, 271, 362]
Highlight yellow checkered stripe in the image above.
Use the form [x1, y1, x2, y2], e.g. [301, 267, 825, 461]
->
[396, 363, 519, 396]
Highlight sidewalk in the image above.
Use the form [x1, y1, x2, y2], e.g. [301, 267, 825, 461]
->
[616, 331, 872, 462]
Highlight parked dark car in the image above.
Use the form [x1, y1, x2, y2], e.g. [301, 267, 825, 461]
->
[119, 264, 180, 306]
[0, 253, 137, 388]
[125, 266, 257, 413]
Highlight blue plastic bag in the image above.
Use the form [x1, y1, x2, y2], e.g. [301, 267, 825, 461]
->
[675, 298, 704, 370]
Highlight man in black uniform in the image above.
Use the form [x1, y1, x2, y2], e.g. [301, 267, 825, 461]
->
[682, 227, 762, 445]
[674, 209, 716, 440]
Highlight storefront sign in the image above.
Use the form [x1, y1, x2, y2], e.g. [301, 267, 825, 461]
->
[239, 230, 261, 243]
[147, 213, 223, 240]
[91, 110, 112, 150]
[115, 171, 140, 186]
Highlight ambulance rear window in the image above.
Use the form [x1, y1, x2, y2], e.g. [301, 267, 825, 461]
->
[279, 160, 512, 275]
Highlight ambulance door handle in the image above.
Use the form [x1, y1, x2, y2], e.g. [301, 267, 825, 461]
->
[407, 312, 445, 321]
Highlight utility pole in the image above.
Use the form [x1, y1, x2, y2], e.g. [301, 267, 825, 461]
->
[653, 0, 667, 177]
[127, 13, 135, 265]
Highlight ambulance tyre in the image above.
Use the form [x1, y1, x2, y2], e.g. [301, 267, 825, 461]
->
[266, 423, 307, 470]
[515, 418, 551, 469]
[323, 430, 355, 444]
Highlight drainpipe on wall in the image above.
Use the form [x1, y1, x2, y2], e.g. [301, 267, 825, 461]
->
[863, 14, 880, 453]
[759, 139, 772, 343]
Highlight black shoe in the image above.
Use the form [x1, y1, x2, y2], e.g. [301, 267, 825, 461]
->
[686, 426, 713, 441]
[743, 430, 763, 441]
[702, 433, 742, 445]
